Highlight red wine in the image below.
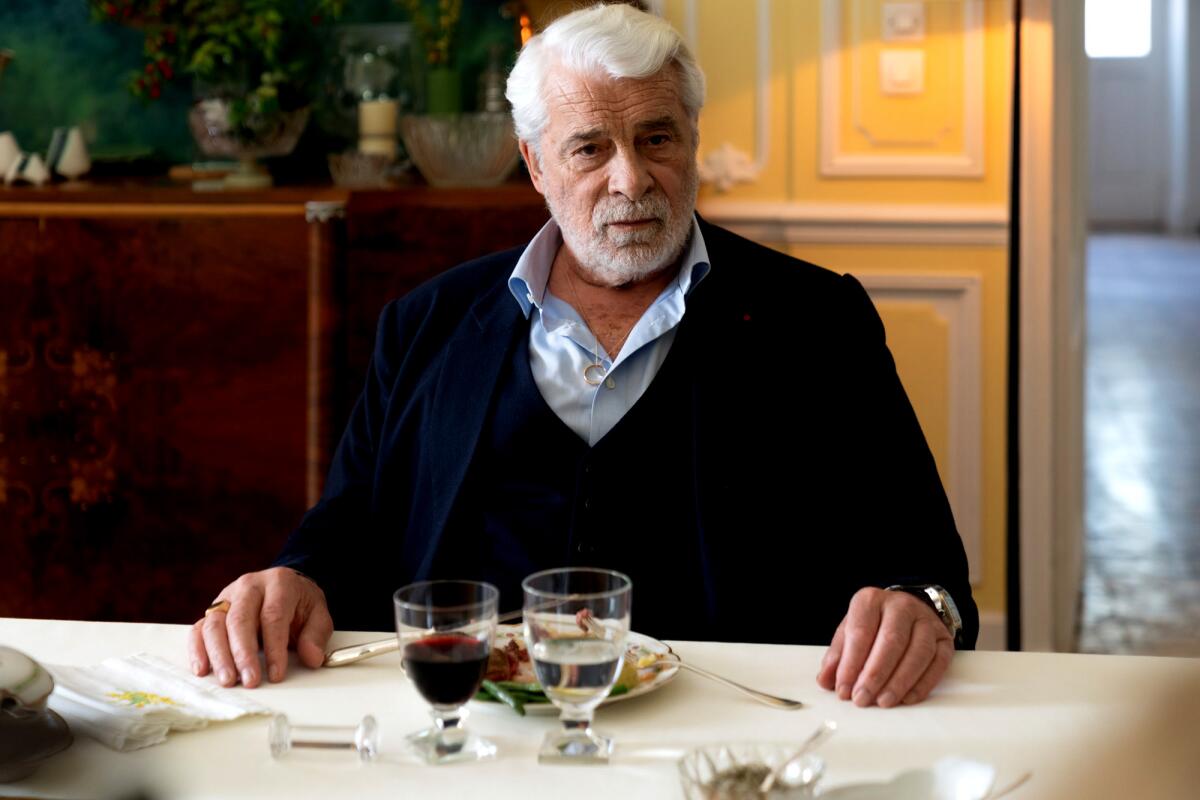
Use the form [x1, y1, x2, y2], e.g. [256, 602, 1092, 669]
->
[403, 635, 489, 707]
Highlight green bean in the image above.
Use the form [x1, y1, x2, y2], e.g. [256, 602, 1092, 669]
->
[481, 680, 527, 716]
[494, 681, 544, 692]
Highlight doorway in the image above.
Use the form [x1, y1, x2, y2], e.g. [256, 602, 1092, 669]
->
[1078, 0, 1200, 656]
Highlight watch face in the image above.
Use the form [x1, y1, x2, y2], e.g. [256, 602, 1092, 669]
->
[929, 587, 963, 631]
[887, 585, 962, 636]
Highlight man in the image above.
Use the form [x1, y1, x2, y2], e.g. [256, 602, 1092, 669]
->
[190, 4, 978, 710]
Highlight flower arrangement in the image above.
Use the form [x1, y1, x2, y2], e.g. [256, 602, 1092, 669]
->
[397, 0, 464, 67]
[87, 0, 346, 137]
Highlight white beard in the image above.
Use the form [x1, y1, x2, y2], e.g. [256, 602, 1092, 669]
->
[546, 164, 699, 287]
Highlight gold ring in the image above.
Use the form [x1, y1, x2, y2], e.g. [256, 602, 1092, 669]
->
[205, 599, 231, 617]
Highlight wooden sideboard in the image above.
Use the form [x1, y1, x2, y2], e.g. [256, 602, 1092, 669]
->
[0, 180, 548, 624]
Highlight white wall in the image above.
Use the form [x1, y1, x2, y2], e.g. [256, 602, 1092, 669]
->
[1166, 0, 1200, 233]
[1088, 0, 1168, 226]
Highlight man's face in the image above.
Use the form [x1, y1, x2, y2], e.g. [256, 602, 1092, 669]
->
[520, 64, 699, 287]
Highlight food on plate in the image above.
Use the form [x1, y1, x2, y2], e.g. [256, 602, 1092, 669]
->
[475, 628, 669, 714]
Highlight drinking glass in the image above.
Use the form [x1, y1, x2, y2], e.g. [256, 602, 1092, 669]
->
[394, 580, 499, 764]
[522, 567, 632, 764]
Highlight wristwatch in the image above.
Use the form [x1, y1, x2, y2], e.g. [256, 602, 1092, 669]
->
[886, 584, 963, 643]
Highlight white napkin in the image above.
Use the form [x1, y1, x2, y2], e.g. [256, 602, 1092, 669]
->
[46, 653, 272, 751]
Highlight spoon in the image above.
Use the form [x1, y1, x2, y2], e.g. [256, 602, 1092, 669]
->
[655, 658, 805, 710]
[760, 719, 837, 793]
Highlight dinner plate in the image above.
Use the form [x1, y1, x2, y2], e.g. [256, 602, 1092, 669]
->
[474, 625, 681, 715]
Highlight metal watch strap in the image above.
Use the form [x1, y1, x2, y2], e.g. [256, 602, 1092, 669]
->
[885, 584, 962, 643]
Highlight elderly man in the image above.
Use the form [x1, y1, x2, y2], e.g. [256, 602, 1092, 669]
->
[190, 4, 978, 710]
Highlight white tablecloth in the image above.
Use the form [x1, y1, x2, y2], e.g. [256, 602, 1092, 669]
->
[1, 618, 1198, 799]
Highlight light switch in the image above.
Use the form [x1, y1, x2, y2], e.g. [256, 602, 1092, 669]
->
[882, 2, 926, 42]
[879, 49, 925, 95]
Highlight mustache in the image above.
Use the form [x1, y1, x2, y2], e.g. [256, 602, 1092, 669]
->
[592, 195, 670, 227]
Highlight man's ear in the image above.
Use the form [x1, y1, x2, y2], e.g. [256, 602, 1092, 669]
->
[519, 139, 545, 195]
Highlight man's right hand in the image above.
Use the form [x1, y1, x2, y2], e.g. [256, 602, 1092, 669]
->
[189, 567, 333, 688]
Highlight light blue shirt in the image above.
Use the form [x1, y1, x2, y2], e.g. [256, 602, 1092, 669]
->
[507, 215, 711, 446]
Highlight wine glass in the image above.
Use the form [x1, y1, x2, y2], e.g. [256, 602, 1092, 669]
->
[394, 580, 498, 764]
[522, 567, 632, 764]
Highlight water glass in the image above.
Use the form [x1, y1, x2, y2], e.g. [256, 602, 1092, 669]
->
[522, 567, 632, 764]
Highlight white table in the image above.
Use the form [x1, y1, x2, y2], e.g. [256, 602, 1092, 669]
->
[2, 618, 1198, 799]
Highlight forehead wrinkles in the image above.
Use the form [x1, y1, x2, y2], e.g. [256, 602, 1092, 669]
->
[544, 69, 683, 137]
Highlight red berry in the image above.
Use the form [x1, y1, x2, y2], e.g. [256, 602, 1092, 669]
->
[145, 62, 156, 74]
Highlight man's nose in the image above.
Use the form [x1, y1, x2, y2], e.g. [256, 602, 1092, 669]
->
[607, 146, 654, 201]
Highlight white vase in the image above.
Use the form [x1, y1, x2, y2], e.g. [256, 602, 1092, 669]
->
[5, 152, 50, 186]
[55, 126, 91, 180]
[0, 131, 19, 176]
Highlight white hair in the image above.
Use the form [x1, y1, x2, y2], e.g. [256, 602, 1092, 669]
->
[505, 3, 706, 151]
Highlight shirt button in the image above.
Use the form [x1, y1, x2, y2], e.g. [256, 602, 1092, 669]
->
[605, 377, 616, 390]
[583, 498, 592, 511]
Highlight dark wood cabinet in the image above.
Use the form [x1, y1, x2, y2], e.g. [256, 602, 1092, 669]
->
[0, 181, 548, 623]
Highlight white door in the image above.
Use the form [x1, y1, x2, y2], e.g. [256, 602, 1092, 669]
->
[1087, 0, 1168, 226]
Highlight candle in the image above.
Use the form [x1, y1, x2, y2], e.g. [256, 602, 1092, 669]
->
[358, 99, 398, 160]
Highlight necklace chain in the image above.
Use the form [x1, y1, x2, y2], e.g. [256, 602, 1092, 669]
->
[562, 266, 636, 386]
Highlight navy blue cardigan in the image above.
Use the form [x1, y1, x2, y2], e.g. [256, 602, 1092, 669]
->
[274, 220, 979, 646]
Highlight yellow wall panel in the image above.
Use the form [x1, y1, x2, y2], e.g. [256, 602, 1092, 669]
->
[874, 302, 952, 473]
[836, 1, 970, 156]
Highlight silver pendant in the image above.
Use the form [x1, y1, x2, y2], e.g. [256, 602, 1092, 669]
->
[583, 363, 606, 386]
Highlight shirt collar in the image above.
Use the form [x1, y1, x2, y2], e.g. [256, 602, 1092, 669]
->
[508, 214, 711, 319]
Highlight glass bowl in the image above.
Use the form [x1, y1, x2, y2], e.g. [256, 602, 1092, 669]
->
[679, 743, 824, 799]
[188, 100, 310, 159]
[399, 112, 520, 188]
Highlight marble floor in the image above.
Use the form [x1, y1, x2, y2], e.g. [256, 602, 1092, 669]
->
[1078, 233, 1200, 656]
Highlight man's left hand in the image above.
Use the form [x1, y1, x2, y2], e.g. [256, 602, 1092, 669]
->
[816, 587, 953, 708]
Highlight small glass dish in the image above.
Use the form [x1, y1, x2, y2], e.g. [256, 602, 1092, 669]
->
[678, 743, 824, 799]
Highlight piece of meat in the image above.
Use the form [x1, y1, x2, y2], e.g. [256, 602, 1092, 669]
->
[484, 640, 519, 681]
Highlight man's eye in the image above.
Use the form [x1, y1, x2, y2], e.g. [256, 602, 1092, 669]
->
[575, 144, 600, 157]
[646, 134, 672, 146]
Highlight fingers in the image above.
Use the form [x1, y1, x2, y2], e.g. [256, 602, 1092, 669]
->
[294, 599, 334, 669]
[200, 602, 239, 687]
[833, 589, 884, 702]
[822, 588, 955, 708]
[874, 617, 936, 708]
[189, 620, 211, 677]
[901, 638, 954, 705]
[816, 620, 846, 690]
[224, 580, 267, 688]
[191, 568, 333, 687]
[260, 572, 303, 683]
[854, 604, 916, 710]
